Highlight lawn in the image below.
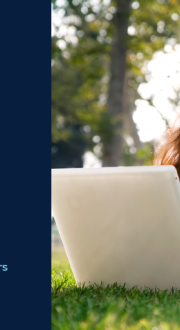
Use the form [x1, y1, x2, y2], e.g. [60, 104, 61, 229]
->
[51, 250, 180, 330]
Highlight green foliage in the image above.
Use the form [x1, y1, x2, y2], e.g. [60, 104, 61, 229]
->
[120, 142, 154, 166]
[51, 35, 111, 166]
[51, 54, 105, 166]
[126, 0, 180, 89]
[51, 264, 180, 330]
[123, 148, 137, 166]
[136, 142, 154, 165]
[51, 0, 180, 166]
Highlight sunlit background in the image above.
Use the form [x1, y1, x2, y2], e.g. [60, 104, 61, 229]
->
[52, 0, 180, 169]
[51, 0, 180, 244]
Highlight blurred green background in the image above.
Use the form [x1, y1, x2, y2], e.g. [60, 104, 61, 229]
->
[51, 0, 180, 257]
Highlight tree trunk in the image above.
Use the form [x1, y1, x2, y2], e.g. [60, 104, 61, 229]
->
[103, 0, 131, 167]
[123, 72, 142, 150]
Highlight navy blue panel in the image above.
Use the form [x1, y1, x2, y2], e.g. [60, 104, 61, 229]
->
[0, 0, 50, 328]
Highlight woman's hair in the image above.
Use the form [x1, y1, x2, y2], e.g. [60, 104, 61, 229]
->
[153, 117, 180, 179]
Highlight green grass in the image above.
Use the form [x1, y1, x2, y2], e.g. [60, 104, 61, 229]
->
[51, 250, 180, 330]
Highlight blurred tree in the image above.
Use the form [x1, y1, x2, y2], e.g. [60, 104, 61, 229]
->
[103, 0, 131, 166]
[52, 0, 180, 167]
[51, 42, 106, 167]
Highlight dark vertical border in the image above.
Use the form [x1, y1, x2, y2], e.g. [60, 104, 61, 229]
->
[0, 1, 51, 328]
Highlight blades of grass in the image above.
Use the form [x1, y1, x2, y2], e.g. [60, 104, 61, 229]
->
[51, 315, 62, 329]
[55, 279, 68, 293]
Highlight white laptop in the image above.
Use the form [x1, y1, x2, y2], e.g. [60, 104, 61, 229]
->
[51, 165, 180, 290]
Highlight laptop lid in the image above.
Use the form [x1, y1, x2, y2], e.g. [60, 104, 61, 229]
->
[51, 165, 180, 289]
